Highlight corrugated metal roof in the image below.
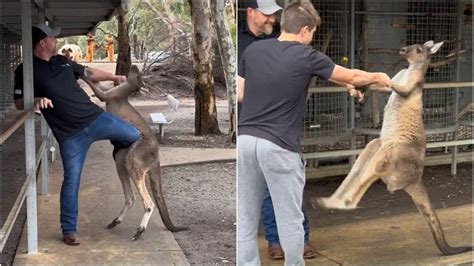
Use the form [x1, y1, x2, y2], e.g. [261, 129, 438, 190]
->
[1, 0, 125, 37]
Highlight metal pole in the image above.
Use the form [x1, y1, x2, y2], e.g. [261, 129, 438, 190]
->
[354, 10, 457, 17]
[451, 1, 463, 175]
[40, 117, 49, 195]
[21, 0, 38, 253]
[0, 2, 4, 225]
[349, 0, 356, 166]
[38, 0, 49, 195]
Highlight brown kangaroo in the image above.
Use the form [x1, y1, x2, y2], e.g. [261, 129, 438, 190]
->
[82, 65, 188, 240]
[314, 41, 473, 255]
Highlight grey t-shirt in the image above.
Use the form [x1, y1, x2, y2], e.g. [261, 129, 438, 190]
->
[238, 38, 335, 152]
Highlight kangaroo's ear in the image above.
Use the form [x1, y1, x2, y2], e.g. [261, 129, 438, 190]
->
[429, 42, 444, 54]
[423, 40, 434, 48]
[131, 64, 139, 73]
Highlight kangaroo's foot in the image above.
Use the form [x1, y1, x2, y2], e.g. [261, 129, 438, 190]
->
[106, 217, 122, 229]
[131, 226, 146, 241]
[314, 196, 359, 210]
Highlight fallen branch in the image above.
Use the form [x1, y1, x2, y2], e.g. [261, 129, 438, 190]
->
[143, 46, 191, 74]
[429, 57, 461, 69]
[446, 48, 466, 58]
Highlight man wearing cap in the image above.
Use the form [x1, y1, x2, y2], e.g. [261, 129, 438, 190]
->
[238, 0, 282, 61]
[238, 0, 316, 260]
[237, 1, 390, 265]
[13, 24, 140, 246]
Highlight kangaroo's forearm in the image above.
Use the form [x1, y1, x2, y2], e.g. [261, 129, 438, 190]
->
[86, 67, 118, 83]
[368, 85, 392, 93]
[82, 78, 107, 101]
[391, 82, 416, 97]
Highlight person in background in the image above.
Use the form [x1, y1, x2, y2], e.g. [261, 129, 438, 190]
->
[85, 32, 96, 62]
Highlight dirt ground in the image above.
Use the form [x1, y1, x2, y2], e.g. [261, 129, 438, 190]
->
[163, 163, 236, 265]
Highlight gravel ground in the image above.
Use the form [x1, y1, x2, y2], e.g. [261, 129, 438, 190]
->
[163, 163, 236, 265]
[146, 98, 236, 264]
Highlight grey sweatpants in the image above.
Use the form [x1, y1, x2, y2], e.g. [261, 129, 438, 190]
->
[237, 135, 305, 266]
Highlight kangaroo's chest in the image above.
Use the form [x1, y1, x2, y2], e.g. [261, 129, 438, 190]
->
[381, 69, 423, 140]
[383, 68, 410, 119]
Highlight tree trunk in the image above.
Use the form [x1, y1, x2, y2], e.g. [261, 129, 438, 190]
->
[115, 5, 131, 76]
[132, 33, 139, 60]
[163, 0, 178, 61]
[211, 0, 236, 142]
[188, 0, 220, 135]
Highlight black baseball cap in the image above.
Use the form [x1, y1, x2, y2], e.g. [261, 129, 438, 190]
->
[243, 0, 283, 15]
[32, 23, 61, 48]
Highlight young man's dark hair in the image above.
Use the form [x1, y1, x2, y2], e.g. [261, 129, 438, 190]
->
[281, 1, 321, 34]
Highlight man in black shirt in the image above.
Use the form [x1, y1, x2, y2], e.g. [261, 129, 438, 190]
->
[238, 0, 316, 260]
[237, 2, 391, 265]
[237, 0, 281, 61]
[14, 24, 140, 245]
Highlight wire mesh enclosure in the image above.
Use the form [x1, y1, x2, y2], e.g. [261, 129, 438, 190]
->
[0, 26, 21, 114]
[304, 1, 351, 145]
[350, 0, 460, 133]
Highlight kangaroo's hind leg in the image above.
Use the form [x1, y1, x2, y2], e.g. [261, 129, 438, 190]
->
[106, 148, 136, 229]
[404, 180, 473, 255]
[125, 146, 156, 241]
[317, 140, 391, 210]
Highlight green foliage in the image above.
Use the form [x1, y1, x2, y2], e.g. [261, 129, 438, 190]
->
[226, 5, 237, 48]
[171, 0, 191, 22]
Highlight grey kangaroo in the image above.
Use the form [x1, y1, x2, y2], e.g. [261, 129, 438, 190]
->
[82, 65, 188, 240]
[315, 41, 473, 255]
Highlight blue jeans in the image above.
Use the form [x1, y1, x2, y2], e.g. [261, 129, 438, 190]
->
[58, 112, 140, 234]
[261, 189, 310, 246]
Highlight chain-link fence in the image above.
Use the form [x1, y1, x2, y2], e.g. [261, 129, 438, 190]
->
[1, 26, 21, 114]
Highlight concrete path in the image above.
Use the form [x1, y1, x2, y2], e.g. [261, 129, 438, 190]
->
[14, 141, 235, 265]
[160, 147, 236, 167]
[258, 204, 473, 265]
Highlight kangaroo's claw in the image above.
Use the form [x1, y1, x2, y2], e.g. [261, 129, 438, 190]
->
[131, 226, 146, 241]
[106, 217, 122, 229]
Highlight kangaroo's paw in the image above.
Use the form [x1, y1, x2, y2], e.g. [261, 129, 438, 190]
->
[106, 217, 122, 229]
[316, 196, 359, 210]
[131, 226, 146, 241]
